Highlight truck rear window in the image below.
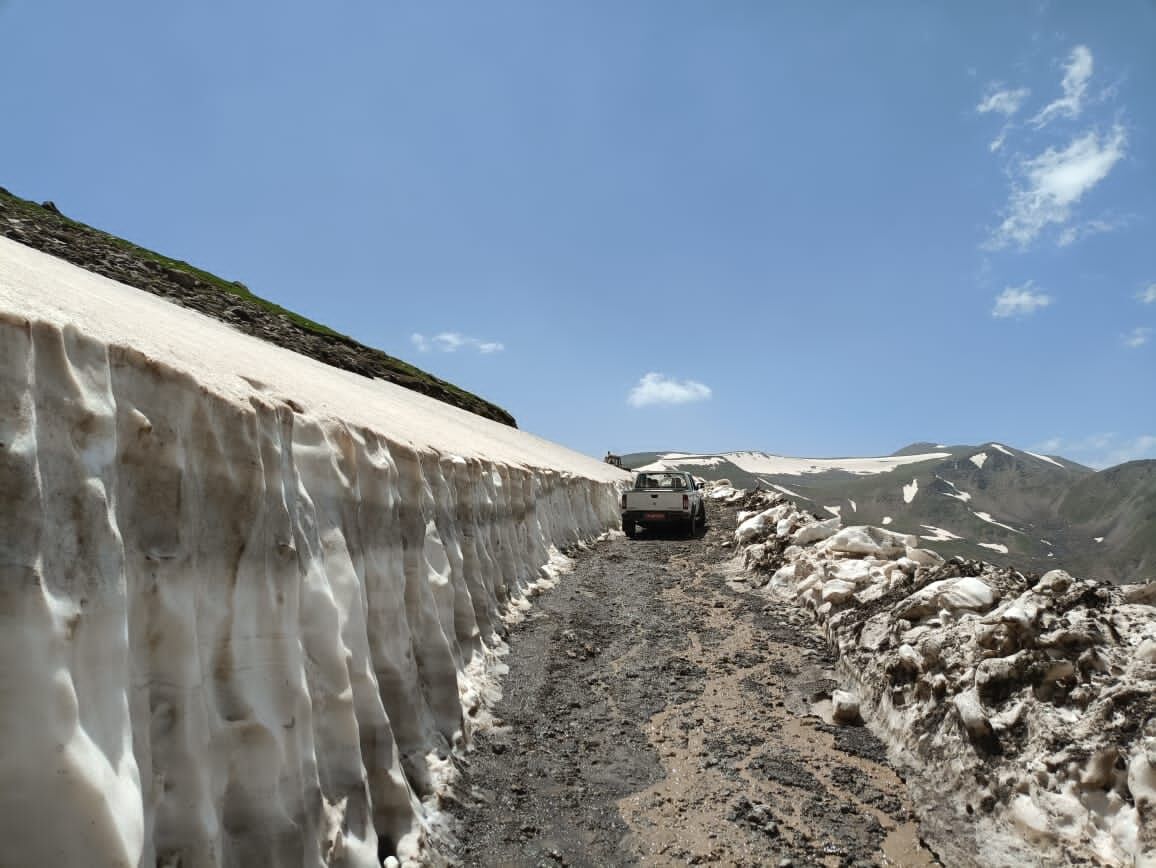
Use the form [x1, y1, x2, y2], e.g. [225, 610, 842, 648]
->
[634, 473, 689, 490]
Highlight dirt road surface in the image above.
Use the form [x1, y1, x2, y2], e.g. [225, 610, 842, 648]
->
[450, 502, 940, 867]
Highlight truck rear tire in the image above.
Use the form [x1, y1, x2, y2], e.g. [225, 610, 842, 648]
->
[623, 518, 636, 539]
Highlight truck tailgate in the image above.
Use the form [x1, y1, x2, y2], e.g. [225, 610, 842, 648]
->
[625, 491, 686, 512]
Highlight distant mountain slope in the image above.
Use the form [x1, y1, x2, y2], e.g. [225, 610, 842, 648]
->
[1058, 460, 1156, 582]
[624, 445, 1154, 584]
[0, 185, 517, 426]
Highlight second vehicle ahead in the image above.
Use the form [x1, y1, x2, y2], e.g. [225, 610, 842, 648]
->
[621, 470, 705, 538]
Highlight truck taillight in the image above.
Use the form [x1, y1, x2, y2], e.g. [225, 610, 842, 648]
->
[682, 494, 689, 510]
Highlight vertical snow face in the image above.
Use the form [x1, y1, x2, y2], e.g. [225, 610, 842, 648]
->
[0, 241, 623, 867]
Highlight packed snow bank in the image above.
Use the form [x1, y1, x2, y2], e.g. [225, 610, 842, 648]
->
[0, 237, 626, 867]
[640, 449, 950, 477]
[730, 488, 1155, 867]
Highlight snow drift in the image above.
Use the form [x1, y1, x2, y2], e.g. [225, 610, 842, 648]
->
[0, 237, 625, 867]
[728, 487, 1155, 867]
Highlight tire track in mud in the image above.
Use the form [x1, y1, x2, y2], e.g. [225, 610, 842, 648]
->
[450, 505, 941, 866]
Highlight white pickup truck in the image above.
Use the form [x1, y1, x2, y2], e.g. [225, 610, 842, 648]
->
[621, 471, 706, 538]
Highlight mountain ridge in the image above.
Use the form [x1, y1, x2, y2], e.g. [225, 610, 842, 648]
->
[622, 444, 1154, 584]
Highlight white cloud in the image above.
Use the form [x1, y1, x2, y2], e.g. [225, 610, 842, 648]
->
[1031, 45, 1094, 127]
[1107, 435, 1156, 465]
[628, 372, 712, 408]
[977, 86, 1031, 117]
[411, 332, 504, 354]
[990, 125, 1127, 248]
[992, 282, 1053, 318]
[1123, 327, 1152, 348]
[1057, 216, 1126, 247]
[1033, 433, 1156, 469]
[1139, 284, 1156, 304]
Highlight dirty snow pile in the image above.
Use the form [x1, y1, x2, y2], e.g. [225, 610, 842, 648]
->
[0, 237, 625, 867]
[728, 487, 1156, 867]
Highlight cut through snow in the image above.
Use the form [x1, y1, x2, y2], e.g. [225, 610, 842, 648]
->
[0, 236, 624, 867]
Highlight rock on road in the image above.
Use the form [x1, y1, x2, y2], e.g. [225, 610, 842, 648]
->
[450, 502, 940, 867]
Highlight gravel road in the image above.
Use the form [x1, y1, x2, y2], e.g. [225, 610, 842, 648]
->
[450, 502, 941, 867]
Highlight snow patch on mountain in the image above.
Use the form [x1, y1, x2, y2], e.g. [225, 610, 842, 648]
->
[938, 477, 973, 503]
[979, 542, 1010, 554]
[974, 511, 1022, 534]
[766, 481, 806, 499]
[636, 454, 726, 471]
[1025, 450, 1065, 469]
[970, 452, 989, 469]
[903, 479, 919, 503]
[727, 450, 950, 477]
[921, 525, 962, 542]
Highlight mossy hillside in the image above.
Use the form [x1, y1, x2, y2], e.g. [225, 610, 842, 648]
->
[0, 186, 515, 426]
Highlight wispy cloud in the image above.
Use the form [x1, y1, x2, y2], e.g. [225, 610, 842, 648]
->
[628, 373, 712, 408]
[1030, 45, 1094, 127]
[411, 332, 504, 354]
[989, 125, 1127, 249]
[1057, 216, 1127, 247]
[977, 84, 1031, 152]
[1139, 284, 1156, 304]
[977, 85, 1031, 117]
[993, 282, 1053, 318]
[1123, 327, 1152, 348]
[1108, 435, 1156, 465]
[1034, 433, 1156, 469]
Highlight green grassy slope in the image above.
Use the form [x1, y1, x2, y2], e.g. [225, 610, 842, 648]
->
[0, 186, 516, 427]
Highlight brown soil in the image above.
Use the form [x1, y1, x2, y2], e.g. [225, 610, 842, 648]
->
[449, 502, 941, 866]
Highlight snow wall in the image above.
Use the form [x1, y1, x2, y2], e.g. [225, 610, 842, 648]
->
[0, 237, 627, 867]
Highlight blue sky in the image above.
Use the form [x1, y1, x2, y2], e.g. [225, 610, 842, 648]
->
[2, 2, 1153, 467]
